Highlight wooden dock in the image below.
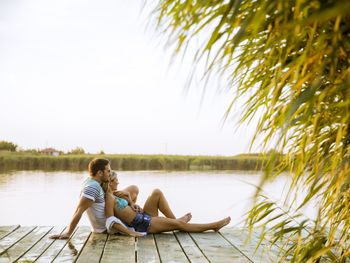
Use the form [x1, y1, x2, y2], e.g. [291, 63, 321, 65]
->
[0, 225, 280, 262]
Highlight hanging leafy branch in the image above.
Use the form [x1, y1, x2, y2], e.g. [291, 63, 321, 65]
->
[151, 0, 350, 261]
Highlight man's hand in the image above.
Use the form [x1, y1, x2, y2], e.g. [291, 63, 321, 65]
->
[49, 232, 71, 240]
[131, 204, 143, 213]
[114, 190, 129, 199]
[114, 190, 134, 205]
[51, 197, 93, 240]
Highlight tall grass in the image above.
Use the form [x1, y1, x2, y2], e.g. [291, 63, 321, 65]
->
[0, 151, 269, 172]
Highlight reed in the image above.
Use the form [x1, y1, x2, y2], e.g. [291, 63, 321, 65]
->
[0, 151, 270, 172]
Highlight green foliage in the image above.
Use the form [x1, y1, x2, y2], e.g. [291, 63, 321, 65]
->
[68, 147, 85, 155]
[152, 0, 350, 261]
[0, 141, 17, 152]
[22, 149, 41, 154]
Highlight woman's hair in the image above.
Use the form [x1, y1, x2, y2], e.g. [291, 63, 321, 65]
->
[102, 170, 117, 193]
[110, 171, 117, 181]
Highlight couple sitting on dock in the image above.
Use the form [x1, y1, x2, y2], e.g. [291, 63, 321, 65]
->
[50, 158, 230, 239]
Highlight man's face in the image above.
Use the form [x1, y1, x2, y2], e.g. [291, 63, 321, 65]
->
[101, 164, 111, 183]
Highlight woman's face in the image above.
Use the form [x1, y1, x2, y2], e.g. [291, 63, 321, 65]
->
[109, 176, 119, 191]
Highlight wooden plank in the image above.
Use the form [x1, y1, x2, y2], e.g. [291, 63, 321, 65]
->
[0, 226, 20, 240]
[17, 226, 66, 263]
[258, 229, 301, 262]
[220, 228, 278, 263]
[36, 227, 80, 263]
[154, 232, 189, 263]
[137, 234, 160, 263]
[52, 226, 91, 262]
[75, 232, 107, 263]
[0, 226, 35, 255]
[0, 226, 52, 263]
[190, 232, 252, 263]
[0, 255, 10, 263]
[174, 232, 209, 263]
[260, 230, 340, 263]
[100, 234, 135, 263]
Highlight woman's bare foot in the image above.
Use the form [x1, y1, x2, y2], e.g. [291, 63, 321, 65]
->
[213, 217, 231, 232]
[177, 212, 192, 223]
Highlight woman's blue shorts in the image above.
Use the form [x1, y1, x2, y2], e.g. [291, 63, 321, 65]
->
[130, 212, 152, 233]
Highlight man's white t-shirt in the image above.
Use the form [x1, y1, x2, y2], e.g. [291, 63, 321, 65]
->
[81, 178, 106, 233]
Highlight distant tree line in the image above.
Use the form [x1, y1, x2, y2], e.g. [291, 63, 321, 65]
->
[0, 141, 17, 152]
[0, 140, 88, 155]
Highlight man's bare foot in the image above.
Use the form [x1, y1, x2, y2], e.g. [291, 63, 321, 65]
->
[213, 217, 231, 232]
[177, 212, 192, 223]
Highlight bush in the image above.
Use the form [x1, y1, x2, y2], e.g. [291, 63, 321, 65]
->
[68, 147, 85, 155]
[0, 141, 17, 152]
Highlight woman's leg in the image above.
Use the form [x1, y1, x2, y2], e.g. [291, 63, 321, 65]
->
[142, 189, 176, 218]
[143, 189, 192, 222]
[148, 216, 231, 234]
[122, 187, 190, 222]
[122, 185, 139, 203]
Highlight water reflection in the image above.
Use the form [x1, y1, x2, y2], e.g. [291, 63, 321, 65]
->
[67, 241, 78, 256]
[0, 170, 310, 226]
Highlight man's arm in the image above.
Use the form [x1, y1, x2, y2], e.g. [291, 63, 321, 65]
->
[50, 197, 93, 239]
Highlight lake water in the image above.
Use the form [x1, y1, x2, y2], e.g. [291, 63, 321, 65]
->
[0, 170, 315, 227]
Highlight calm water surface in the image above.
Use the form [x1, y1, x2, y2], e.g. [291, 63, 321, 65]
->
[0, 170, 314, 226]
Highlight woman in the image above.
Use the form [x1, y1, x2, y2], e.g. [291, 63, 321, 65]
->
[106, 171, 231, 235]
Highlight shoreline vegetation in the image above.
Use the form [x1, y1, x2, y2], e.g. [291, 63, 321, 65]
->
[0, 151, 277, 172]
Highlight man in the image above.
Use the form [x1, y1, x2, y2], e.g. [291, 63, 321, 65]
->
[50, 158, 142, 239]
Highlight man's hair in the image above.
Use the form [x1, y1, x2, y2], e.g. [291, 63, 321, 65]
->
[88, 158, 110, 176]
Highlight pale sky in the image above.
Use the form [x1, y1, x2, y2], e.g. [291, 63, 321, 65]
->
[0, 0, 257, 156]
